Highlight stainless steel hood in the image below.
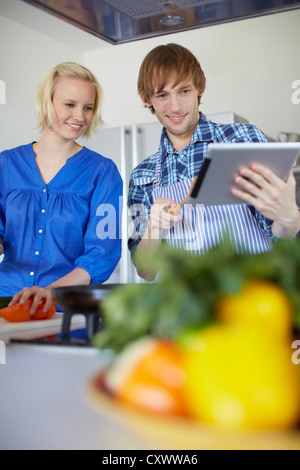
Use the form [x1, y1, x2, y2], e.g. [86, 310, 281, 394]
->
[22, 0, 300, 45]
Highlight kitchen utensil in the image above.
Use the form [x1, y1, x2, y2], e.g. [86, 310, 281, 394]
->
[169, 176, 198, 215]
[52, 284, 122, 343]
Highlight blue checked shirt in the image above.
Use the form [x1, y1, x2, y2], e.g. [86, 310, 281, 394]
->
[128, 113, 276, 255]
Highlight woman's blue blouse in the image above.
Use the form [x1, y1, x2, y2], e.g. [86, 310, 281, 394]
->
[0, 143, 123, 296]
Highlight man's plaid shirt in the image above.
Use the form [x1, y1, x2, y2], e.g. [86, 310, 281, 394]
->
[128, 113, 276, 255]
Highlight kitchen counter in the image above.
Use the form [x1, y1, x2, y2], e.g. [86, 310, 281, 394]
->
[0, 342, 152, 450]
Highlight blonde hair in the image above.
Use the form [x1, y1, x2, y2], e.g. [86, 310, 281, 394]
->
[138, 44, 206, 114]
[35, 62, 103, 138]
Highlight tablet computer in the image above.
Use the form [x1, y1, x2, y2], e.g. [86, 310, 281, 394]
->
[187, 142, 300, 206]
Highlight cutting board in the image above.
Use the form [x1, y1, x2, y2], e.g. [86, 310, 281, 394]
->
[0, 313, 85, 341]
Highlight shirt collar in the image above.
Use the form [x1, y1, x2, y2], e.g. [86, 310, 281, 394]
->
[159, 112, 216, 162]
[194, 112, 216, 143]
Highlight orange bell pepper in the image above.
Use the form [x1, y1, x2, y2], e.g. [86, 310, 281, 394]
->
[31, 300, 56, 321]
[0, 301, 31, 322]
[0, 300, 56, 323]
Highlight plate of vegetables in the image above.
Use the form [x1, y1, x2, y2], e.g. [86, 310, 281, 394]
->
[86, 239, 300, 449]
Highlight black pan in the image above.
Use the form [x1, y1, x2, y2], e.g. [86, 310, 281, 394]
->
[52, 284, 121, 313]
[52, 284, 122, 341]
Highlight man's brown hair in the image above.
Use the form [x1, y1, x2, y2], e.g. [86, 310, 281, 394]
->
[138, 43, 206, 114]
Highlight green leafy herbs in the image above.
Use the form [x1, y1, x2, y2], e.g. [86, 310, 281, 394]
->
[93, 237, 300, 353]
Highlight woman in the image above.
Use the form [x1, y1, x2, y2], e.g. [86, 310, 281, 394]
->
[0, 62, 122, 313]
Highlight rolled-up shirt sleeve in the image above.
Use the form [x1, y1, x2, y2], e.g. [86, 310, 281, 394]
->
[74, 160, 123, 284]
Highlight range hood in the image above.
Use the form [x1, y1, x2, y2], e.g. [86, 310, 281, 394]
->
[22, 0, 300, 45]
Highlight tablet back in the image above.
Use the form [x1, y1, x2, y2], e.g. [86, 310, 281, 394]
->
[187, 143, 300, 206]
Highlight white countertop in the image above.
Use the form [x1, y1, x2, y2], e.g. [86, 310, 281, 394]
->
[0, 342, 153, 450]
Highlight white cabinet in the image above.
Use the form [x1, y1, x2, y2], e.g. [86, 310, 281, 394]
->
[207, 111, 249, 124]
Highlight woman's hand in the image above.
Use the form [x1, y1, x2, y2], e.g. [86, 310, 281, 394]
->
[7, 269, 90, 315]
[8, 286, 54, 315]
[231, 165, 300, 238]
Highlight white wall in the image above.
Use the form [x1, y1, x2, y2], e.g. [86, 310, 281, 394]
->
[0, 15, 83, 150]
[0, 4, 299, 154]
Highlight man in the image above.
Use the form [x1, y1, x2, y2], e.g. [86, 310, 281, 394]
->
[128, 43, 300, 281]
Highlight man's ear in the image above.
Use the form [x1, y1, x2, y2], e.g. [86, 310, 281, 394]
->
[138, 90, 152, 108]
[199, 75, 206, 97]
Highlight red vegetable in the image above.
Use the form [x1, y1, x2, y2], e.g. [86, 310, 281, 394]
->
[0, 300, 56, 323]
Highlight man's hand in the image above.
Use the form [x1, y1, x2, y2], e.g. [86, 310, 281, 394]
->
[135, 198, 182, 281]
[145, 198, 183, 239]
[231, 164, 300, 238]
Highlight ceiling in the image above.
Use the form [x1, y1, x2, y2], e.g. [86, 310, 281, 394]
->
[20, 0, 300, 45]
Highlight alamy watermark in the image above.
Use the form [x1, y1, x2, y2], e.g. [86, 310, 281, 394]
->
[0, 340, 6, 365]
[0, 80, 6, 105]
[291, 80, 300, 105]
[96, 198, 205, 251]
[292, 340, 300, 365]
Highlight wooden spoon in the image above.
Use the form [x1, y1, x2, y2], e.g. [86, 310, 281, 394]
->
[169, 176, 198, 215]
[168, 159, 211, 215]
